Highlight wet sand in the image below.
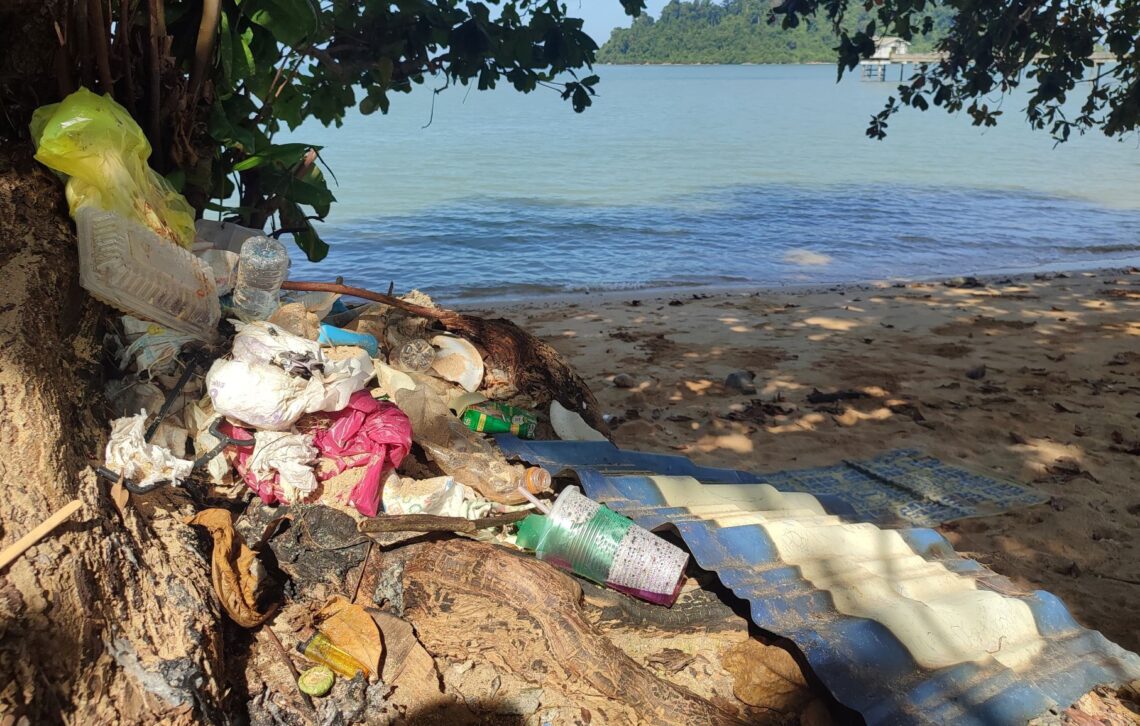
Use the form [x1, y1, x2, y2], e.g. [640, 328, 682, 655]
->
[472, 267, 1140, 654]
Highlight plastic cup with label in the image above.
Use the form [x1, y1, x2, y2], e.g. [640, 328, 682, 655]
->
[515, 486, 688, 606]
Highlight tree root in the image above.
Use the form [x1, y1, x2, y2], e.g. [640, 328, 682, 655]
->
[401, 539, 747, 725]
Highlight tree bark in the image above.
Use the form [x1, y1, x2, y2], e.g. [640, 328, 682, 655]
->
[0, 152, 227, 721]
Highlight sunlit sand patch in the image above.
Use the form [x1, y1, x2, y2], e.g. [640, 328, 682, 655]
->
[760, 379, 806, 395]
[803, 316, 861, 332]
[766, 412, 826, 433]
[683, 379, 713, 394]
[782, 249, 833, 266]
[694, 433, 753, 454]
[833, 407, 894, 427]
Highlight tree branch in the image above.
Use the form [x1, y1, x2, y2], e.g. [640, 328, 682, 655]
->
[188, 0, 221, 106]
[88, 0, 114, 95]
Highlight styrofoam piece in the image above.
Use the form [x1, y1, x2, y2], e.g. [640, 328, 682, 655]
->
[77, 207, 219, 340]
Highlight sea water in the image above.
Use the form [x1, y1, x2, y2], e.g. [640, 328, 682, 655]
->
[280, 65, 1140, 303]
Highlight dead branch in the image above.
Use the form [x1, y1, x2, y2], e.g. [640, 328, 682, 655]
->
[358, 510, 532, 535]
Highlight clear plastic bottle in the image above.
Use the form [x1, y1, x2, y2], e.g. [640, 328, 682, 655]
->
[396, 338, 435, 372]
[419, 439, 550, 504]
[232, 235, 289, 321]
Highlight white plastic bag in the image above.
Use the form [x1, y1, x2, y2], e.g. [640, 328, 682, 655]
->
[206, 321, 373, 431]
[105, 411, 193, 487]
[247, 431, 319, 503]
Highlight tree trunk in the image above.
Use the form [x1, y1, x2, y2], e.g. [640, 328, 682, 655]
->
[0, 151, 227, 721]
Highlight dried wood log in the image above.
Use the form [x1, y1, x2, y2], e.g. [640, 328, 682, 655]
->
[280, 280, 610, 433]
[401, 540, 746, 725]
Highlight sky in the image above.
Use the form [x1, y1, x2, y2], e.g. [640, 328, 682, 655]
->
[569, 0, 671, 45]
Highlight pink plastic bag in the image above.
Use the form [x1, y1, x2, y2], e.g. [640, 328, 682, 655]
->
[222, 392, 412, 516]
[310, 391, 412, 517]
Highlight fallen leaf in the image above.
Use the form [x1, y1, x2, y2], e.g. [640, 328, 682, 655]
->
[186, 509, 275, 628]
[1009, 432, 1030, 445]
[721, 638, 812, 712]
[1052, 402, 1077, 413]
[368, 611, 449, 712]
[110, 476, 129, 518]
[317, 596, 383, 678]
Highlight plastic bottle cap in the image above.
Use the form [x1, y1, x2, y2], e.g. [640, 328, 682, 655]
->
[514, 513, 550, 551]
[524, 467, 552, 494]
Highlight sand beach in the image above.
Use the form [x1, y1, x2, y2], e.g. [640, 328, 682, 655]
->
[472, 267, 1140, 654]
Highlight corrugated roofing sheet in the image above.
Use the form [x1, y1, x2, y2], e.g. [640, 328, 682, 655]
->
[496, 436, 1140, 725]
[497, 438, 1045, 527]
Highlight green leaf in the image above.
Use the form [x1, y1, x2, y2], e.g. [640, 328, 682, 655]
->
[165, 169, 186, 193]
[233, 143, 319, 171]
[248, 0, 319, 47]
[280, 200, 329, 262]
[209, 101, 256, 149]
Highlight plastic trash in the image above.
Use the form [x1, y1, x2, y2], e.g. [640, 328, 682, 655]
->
[514, 486, 688, 606]
[381, 475, 493, 519]
[118, 315, 198, 376]
[395, 338, 435, 372]
[318, 324, 379, 358]
[194, 218, 262, 254]
[460, 401, 537, 438]
[232, 236, 289, 321]
[419, 439, 550, 505]
[31, 88, 196, 249]
[245, 431, 320, 504]
[197, 248, 240, 296]
[299, 632, 368, 679]
[75, 206, 220, 340]
[104, 411, 194, 488]
[308, 390, 412, 517]
[431, 334, 484, 392]
[550, 400, 608, 442]
[206, 322, 372, 431]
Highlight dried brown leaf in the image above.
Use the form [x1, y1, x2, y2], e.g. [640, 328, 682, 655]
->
[186, 508, 275, 628]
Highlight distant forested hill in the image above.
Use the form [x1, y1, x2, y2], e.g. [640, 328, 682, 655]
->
[597, 0, 951, 65]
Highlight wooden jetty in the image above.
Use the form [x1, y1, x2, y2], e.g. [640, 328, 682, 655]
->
[860, 36, 1116, 81]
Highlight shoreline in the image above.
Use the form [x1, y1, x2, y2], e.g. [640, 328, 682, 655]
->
[451, 259, 1140, 311]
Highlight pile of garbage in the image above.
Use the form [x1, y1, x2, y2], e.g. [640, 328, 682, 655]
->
[31, 89, 709, 721]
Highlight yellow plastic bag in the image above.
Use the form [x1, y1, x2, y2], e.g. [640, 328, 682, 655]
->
[30, 87, 195, 249]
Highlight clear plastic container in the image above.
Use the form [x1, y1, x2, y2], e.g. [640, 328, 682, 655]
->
[194, 218, 263, 254]
[232, 236, 289, 321]
[419, 439, 550, 504]
[76, 206, 220, 340]
[515, 486, 688, 606]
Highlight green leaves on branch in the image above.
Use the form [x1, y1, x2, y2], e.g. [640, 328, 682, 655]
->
[769, 0, 1138, 143]
[191, 0, 645, 261]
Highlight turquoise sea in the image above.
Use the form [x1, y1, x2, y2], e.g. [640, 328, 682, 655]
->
[286, 64, 1140, 302]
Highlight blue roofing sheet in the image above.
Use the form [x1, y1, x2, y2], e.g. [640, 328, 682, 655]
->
[496, 437, 1045, 527]
[496, 436, 1140, 725]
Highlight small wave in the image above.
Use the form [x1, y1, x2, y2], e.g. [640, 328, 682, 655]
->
[1056, 243, 1140, 254]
